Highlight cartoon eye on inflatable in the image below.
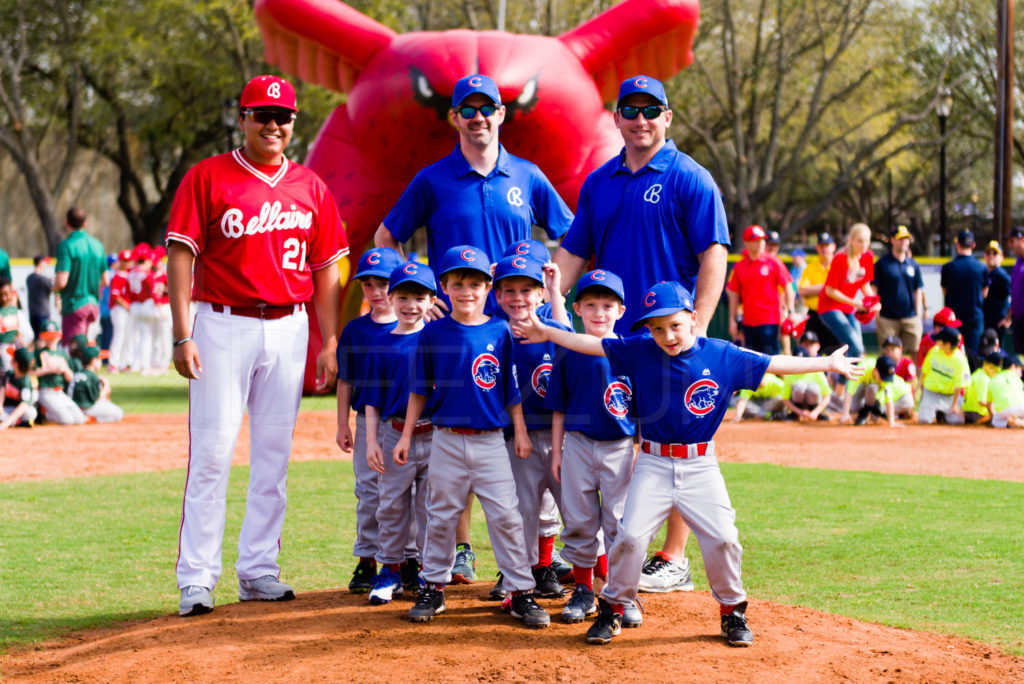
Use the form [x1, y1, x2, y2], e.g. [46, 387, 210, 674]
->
[505, 74, 540, 122]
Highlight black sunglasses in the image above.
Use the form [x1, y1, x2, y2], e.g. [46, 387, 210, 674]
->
[618, 105, 667, 120]
[457, 104, 498, 119]
[241, 109, 297, 126]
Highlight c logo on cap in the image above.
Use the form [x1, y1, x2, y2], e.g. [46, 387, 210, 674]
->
[634, 77, 648, 88]
[591, 270, 606, 281]
[515, 243, 530, 255]
[468, 76, 483, 87]
[268, 82, 281, 98]
[644, 291, 657, 307]
[511, 256, 527, 269]
[403, 262, 418, 274]
[460, 249, 476, 262]
[366, 252, 381, 265]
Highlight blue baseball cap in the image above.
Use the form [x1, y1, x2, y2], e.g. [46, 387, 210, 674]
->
[439, 244, 492, 279]
[493, 255, 545, 285]
[790, 248, 806, 259]
[503, 239, 550, 263]
[452, 74, 502, 107]
[875, 355, 896, 382]
[575, 269, 625, 302]
[388, 261, 436, 294]
[617, 75, 668, 107]
[630, 281, 695, 331]
[355, 247, 404, 279]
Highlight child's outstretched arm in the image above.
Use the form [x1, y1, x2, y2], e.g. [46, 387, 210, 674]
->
[767, 344, 864, 381]
[512, 311, 605, 356]
[542, 262, 569, 327]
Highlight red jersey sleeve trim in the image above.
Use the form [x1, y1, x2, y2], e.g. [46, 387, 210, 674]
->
[166, 233, 199, 256]
[308, 247, 349, 271]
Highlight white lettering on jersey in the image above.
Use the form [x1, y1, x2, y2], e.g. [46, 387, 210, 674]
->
[220, 201, 313, 239]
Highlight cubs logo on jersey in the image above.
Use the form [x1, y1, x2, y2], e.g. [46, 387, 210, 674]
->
[684, 378, 719, 416]
[604, 381, 632, 418]
[531, 362, 552, 398]
[472, 353, 501, 390]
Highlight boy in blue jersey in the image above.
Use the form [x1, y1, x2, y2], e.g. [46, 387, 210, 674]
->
[396, 245, 550, 628]
[513, 280, 863, 646]
[493, 255, 571, 600]
[544, 270, 637, 624]
[362, 262, 437, 605]
[336, 247, 403, 593]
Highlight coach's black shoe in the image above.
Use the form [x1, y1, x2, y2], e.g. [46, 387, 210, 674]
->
[721, 601, 754, 647]
[409, 584, 445, 622]
[489, 572, 507, 600]
[509, 592, 550, 628]
[532, 564, 565, 598]
[400, 558, 422, 590]
[585, 598, 622, 645]
[348, 560, 375, 594]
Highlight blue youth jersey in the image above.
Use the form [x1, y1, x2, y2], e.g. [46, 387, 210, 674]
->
[544, 344, 636, 441]
[383, 144, 573, 305]
[362, 330, 436, 422]
[413, 316, 521, 430]
[602, 335, 770, 443]
[337, 313, 397, 414]
[509, 317, 572, 433]
[560, 140, 731, 334]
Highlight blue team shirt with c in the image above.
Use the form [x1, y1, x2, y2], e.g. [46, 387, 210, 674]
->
[602, 335, 770, 444]
[337, 314, 397, 414]
[362, 330, 436, 421]
[509, 317, 572, 432]
[560, 140, 730, 334]
[544, 345, 636, 441]
[383, 143, 573, 295]
[413, 316, 521, 430]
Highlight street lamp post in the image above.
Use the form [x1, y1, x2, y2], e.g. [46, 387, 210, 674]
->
[937, 88, 953, 257]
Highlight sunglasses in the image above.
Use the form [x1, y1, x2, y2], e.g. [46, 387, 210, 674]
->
[241, 109, 297, 126]
[618, 105, 667, 120]
[457, 104, 498, 119]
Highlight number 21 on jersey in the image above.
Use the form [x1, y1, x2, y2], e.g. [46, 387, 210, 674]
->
[282, 238, 307, 271]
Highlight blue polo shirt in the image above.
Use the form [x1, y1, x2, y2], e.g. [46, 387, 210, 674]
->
[337, 314, 398, 414]
[412, 316, 521, 430]
[560, 140, 730, 334]
[602, 335, 769, 444]
[940, 255, 987, 325]
[983, 266, 1011, 328]
[383, 144, 573, 302]
[873, 253, 924, 319]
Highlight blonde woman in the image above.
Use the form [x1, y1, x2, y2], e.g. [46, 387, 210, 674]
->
[816, 223, 879, 359]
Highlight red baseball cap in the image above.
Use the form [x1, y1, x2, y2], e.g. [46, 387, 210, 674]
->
[118, 249, 133, 262]
[855, 295, 880, 324]
[240, 75, 297, 111]
[743, 224, 767, 241]
[152, 245, 167, 261]
[132, 244, 152, 262]
[933, 307, 962, 329]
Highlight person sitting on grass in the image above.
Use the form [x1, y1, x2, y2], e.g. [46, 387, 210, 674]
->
[850, 355, 913, 427]
[779, 348, 833, 422]
[32, 321, 86, 425]
[984, 352, 1024, 429]
[71, 344, 124, 423]
[918, 327, 970, 425]
[1, 347, 38, 429]
[963, 351, 1003, 424]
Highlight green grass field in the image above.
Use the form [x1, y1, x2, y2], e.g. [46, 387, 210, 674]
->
[2, 461, 1021, 655]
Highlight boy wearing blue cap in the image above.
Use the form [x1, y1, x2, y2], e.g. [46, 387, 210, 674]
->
[362, 261, 438, 605]
[513, 280, 862, 647]
[396, 245, 550, 628]
[337, 247, 403, 593]
[544, 269, 639, 624]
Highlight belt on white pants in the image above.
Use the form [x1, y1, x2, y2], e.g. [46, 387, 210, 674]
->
[640, 438, 713, 459]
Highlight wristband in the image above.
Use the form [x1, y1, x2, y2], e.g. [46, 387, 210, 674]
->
[173, 337, 193, 347]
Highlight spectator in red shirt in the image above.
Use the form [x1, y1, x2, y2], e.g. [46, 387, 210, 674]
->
[727, 224, 795, 354]
[817, 223, 879, 358]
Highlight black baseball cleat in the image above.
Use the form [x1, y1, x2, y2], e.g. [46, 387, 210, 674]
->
[409, 584, 445, 622]
[532, 564, 565, 598]
[585, 598, 623, 645]
[720, 601, 754, 647]
[400, 558, 422, 590]
[509, 592, 550, 628]
[854, 406, 871, 426]
[489, 572, 507, 600]
[348, 560, 375, 593]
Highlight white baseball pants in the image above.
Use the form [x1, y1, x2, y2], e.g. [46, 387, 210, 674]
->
[507, 430, 562, 566]
[374, 422, 430, 565]
[108, 305, 131, 370]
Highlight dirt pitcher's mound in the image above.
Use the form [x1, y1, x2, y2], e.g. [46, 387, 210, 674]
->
[4, 587, 1021, 683]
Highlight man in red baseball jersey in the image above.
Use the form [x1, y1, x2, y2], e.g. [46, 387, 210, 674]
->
[167, 75, 348, 617]
[726, 224, 796, 355]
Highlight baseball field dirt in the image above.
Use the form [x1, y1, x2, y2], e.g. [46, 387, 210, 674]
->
[3, 413, 1023, 683]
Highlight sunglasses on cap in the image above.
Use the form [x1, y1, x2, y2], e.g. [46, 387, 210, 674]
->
[241, 109, 297, 126]
[618, 104, 667, 120]
[456, 104, 499, 119]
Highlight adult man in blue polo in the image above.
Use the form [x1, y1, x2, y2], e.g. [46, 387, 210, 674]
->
[375, 73, 573, 312]
[553, 74, 730, 595]
[941, 229, 987, 351]
[874, 224, 925, 356]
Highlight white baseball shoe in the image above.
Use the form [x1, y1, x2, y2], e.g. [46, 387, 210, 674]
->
[238, 575, 295, 601]
[637, 553, 694, 593]
[369, 566, 404, 605]
[179, 585, 214, 616]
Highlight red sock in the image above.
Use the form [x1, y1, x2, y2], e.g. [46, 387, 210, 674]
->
[596, 554, 608, 580]
[386, 563, 401, 572]
[573, 565, 593, 590]
[611, 603, 624, 616]
[720, 603, 737, 615]
[656, 550, 675, 562]
[360, 557, 377, 569]
[538, 535, 555, 566]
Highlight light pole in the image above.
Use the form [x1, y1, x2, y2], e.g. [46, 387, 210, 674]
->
[937, 88, 953, 257]
[221, 98, 239, 153]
